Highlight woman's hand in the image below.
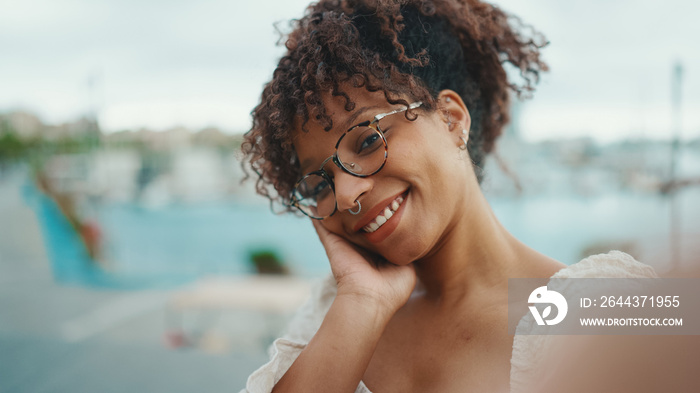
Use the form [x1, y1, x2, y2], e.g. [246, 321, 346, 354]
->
[313, 221, 417, 314]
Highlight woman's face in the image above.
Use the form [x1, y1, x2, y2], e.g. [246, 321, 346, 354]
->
[292, 88, 474, 265]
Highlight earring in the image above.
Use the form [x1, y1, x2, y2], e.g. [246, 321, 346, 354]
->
[445, 97, 451, 103]
[459, 129, 468, 150]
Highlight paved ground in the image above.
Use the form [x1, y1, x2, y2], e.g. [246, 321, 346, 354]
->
[0, 168, 277, 393]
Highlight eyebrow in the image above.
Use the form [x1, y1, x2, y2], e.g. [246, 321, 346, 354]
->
[342, 105, 381, 131]
[298, 105, 381, 172]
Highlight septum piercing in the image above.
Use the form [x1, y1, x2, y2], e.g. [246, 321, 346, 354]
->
[349, 200, 361, 215]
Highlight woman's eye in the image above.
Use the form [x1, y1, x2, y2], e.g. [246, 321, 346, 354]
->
[360, 134, 379, 149]
[313, 181, 331, 200]
[357, 132, 383, 155]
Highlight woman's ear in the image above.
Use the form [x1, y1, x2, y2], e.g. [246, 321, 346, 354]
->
[437, 90, 471, 143]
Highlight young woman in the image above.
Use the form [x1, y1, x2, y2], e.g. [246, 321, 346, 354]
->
[240, 0, 657, 391]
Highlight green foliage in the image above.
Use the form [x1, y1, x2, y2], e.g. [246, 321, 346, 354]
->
[0, 132, 25, 161]
[247, 247, 290, 275]
[0, 113, 101, 164]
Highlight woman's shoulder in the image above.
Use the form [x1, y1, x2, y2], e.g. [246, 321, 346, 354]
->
[552, 250, 658, 279]
[510, 251, 658, 392]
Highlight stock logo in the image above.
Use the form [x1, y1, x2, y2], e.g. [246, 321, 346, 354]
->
[528, 286, 568, 326]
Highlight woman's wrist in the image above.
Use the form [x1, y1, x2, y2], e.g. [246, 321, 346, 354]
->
[334, 289, 402, 323]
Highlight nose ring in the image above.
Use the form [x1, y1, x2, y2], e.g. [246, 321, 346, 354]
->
[349, 200, 361, 215]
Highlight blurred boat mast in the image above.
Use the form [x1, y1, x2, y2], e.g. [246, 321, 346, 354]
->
[86, 68, 103, 149]
[669, 61, 683, 269]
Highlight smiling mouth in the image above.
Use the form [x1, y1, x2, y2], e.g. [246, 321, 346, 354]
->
[361, 194, 406, 233]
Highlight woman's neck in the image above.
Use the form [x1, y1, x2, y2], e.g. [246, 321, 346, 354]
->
[412, 187, 559, 306]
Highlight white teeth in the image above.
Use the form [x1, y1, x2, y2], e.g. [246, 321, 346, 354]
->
[361, 194, 406, 233]
[383, 207, 393, 220]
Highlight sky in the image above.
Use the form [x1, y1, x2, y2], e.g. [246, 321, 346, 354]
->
[1, 0, 699, 142]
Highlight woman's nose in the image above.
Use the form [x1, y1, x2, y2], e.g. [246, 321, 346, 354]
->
[333, 170, 373, 214]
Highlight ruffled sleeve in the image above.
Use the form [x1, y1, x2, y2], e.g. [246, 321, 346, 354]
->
[239, 274, 337, 393]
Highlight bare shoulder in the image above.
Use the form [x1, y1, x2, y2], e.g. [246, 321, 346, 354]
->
[516, 251, 567, 279]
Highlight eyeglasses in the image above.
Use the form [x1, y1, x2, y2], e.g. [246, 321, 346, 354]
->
[290, 101, 422, 219]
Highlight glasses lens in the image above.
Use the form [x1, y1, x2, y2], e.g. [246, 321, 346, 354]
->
[337, 126, 387, 176]
[292, 173, 336, 218]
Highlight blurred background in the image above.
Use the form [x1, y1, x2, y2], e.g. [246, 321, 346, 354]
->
[1, 0, 699, 391]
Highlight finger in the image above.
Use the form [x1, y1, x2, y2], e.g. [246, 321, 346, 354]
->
[311, 219, 329, 240]
[311, 219, 339, 248]
[313, 220, 378, 269]
[311, 219, 350, 257]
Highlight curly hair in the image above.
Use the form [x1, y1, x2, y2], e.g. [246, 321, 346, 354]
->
[241, 0, 548, 212]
